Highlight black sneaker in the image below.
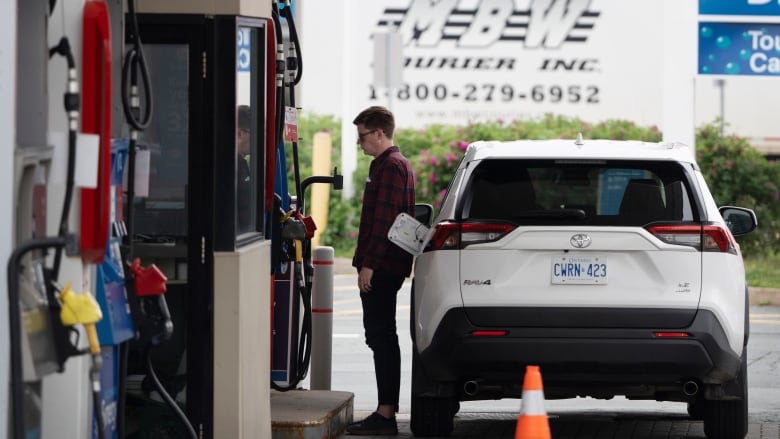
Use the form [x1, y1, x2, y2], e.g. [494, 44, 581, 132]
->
[346, 412, 398, 436]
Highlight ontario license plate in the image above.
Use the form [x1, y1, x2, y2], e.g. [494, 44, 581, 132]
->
[551, 255, 608, 284]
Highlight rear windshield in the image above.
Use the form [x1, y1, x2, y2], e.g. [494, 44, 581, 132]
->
[462, 159, 697, 226]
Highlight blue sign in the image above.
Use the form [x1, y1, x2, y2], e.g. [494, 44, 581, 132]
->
[237, 28, 252, 73]
[699, 22, 780, 75]
[599, 169, 647, 215]
[700, 0, 780, 16]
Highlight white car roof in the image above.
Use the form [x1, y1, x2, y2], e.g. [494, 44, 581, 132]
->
[464, 138, 697, 164]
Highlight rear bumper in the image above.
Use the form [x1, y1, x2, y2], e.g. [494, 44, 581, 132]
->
[417, 307, 741, 398]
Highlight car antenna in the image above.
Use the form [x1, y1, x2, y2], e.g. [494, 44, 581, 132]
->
[575, 132, 584, 147]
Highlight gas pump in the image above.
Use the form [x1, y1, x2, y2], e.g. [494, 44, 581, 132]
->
[8, 3, 113, 438]
[269, 0, 343, 392]
[270, 0, 310, 391]
[113, 1, 279, 437]
[8, 0, 313, 438]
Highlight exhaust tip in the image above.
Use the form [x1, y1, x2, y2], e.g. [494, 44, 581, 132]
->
[463, 380, 480, 396]
[683, 380, 699, 396]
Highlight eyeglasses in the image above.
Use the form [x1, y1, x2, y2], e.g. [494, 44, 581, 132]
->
[357, 129, 377, 141]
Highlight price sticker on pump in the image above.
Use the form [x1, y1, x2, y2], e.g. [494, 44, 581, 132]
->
[284, 106, 298, 142]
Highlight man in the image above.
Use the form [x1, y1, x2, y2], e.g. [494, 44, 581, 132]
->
[236, 105, 252, 233]
[348, 106, 415, 436]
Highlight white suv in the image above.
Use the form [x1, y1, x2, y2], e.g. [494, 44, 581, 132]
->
[397, 138, 757, 438]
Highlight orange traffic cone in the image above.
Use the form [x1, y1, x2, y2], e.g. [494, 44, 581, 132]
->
[514, 365, 551, 439]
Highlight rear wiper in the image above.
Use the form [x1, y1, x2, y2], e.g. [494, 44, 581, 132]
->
[512, 209, 586, 219]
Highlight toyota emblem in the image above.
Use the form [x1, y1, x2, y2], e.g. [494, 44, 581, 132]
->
[570, 234, 592, 248]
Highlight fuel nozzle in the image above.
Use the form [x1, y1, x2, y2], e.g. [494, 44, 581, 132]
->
[59, 282, 103, 356]
[128, 259, 173, 344]
[129, 259, 167, 296]
[57, 282, 105, 435]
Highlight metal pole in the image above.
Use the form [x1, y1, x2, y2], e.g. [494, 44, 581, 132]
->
[715, 79, 725, 137]
[310, 246, 334, 390]
[386, 31, 392, 112]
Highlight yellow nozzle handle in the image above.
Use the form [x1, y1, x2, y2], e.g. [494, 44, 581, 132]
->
[85, 324, 101, 355]
[281, 209, 295, 222]
[59, 282, 103, 326]
[59, 283, 104, 355]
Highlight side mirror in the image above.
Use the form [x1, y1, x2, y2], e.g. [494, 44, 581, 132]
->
[414, 203, 434, 227]
[719, 206, 758, 236]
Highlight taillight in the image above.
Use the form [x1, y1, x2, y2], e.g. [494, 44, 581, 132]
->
[646, 224, 737, 254]
[461, 223, 516, 245]
[426, 222, 516, 251]
[702, 225, 738, 254]
[428, 222, 461, 250]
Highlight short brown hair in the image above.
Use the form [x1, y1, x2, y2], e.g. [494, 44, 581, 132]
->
[353, 106, 395, 139]
[238, 105, 251, 131]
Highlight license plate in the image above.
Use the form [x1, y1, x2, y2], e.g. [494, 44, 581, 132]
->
[551, 256, 608, 284]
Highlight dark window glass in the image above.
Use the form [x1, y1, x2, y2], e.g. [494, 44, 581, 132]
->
[464, 159, 696, 226]
[133, 44, 189, 239]
[236, 26, 260, 238]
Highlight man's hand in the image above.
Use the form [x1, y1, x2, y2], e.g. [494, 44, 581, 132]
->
[358, 267, 374, 292]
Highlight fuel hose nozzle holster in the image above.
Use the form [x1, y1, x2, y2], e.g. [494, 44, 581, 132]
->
[126, 259, 172, 345]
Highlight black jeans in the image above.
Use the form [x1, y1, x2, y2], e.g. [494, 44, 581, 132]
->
[360, 270, 405, 413]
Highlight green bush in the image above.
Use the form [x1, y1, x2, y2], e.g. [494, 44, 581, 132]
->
[318, 189, 362, 257]
[695, 123, 780, 257]
[281, 112, 341, 211]
[291, 113, 778, 261]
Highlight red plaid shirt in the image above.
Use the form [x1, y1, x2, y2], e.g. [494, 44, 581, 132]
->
[352, 146, 415, 277]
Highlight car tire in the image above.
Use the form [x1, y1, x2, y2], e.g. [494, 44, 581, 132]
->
[410, 348, 456, 437]
[410, 394, 457, 437]
[702, 347, 748, 439]
[687, 400, 704, 420]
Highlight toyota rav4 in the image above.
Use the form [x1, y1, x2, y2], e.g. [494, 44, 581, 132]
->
[394, 137, 757, 438]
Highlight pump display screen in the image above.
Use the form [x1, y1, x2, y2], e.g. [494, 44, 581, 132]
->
[132, 44, 189, 239]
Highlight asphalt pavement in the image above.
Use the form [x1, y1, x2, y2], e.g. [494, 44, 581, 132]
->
[323, 258, 780, 439]
[341, 410, 780, 439]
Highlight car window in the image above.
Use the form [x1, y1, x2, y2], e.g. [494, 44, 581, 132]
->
[436, 166, 466, 218]
[463, 159, 696, 226]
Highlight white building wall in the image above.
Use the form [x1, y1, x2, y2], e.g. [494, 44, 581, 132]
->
[301, 0, 679, 129]
[300, 0, 778, 157]
[662, 0, 697, 148]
